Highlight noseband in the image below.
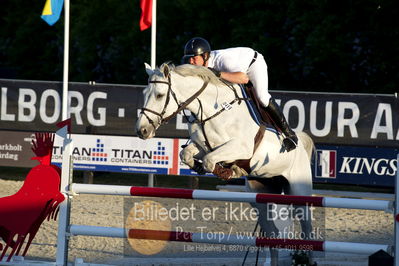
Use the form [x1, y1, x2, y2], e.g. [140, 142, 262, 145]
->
[140, 75, 209, 129]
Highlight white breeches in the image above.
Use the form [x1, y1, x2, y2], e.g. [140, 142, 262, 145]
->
[247, 53, 271, 107]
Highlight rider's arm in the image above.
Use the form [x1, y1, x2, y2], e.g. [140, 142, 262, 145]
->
[220, 71, 249, 84]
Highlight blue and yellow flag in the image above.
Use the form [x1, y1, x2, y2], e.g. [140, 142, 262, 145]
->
[41, 0, 64, 26]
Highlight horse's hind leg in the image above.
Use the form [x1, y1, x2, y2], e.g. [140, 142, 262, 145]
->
[246, 177, 290, 266]
[285, 171, 316, 265]
[287, 181, 314, 246]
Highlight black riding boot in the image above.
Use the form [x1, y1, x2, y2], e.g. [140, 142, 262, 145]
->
[265, 98, 298, 152]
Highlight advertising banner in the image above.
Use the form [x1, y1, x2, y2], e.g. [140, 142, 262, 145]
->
[0, 131, 37, 168]
[51, 134, 184, 175]
[275, 92, 399, 148]
[314, 145, 398, 187]
[1, 79, 398, 147]
[50, 134, 219, 177]
[1, 130, 396, 187]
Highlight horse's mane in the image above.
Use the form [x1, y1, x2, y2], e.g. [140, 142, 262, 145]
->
[172, 64, 226, 86]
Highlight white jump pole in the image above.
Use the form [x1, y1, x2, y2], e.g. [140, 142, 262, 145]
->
[55, 132, 73, 265]
[148, 173, 154, 187]
[68, 225, 390, 255]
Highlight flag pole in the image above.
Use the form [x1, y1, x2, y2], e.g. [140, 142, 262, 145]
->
[150, 0, 156, 68]
[148, 0, 156, 186]
[56, 0, 71, 264]
[61, 0, 70, 120]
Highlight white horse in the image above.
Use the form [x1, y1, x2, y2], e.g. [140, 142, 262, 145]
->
[136, 63, 315, 265]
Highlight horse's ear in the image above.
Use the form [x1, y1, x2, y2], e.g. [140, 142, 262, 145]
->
[144, 62, 154, 76]
[160, 63, 170, 78]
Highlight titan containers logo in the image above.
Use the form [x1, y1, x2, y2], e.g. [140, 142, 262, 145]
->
[91, 139, 108, 162]
[153, 142, 169, 165]
[315, 150, 336, 178]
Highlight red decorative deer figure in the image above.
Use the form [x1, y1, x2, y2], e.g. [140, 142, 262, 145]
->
[0, 132, 64, 261]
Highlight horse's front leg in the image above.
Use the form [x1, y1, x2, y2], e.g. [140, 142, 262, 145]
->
[202, 139, 253, 173]
[180, 142, 206, 168]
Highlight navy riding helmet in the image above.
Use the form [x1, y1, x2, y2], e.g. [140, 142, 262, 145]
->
[181, 37, 211, 65]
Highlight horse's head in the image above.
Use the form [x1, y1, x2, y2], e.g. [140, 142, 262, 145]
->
[136, 62, 219, 139]
[136, 62, 179, 139]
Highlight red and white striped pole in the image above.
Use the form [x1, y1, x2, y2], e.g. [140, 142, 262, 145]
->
[70, 183, 392, 211]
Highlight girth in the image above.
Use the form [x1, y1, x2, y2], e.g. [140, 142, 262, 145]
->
[226, 124, 266, 174]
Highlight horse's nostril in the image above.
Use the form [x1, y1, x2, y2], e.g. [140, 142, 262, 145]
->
[137, 128, 147, 139]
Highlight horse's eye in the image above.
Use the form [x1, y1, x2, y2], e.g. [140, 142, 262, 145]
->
[156, 94, 163, 99]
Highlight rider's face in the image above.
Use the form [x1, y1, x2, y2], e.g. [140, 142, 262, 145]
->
[189, 55, 205, 66]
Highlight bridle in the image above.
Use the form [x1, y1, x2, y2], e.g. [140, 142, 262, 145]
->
[140, 74, 209, 130]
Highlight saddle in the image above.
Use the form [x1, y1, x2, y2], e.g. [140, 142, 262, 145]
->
[212, 83, 283, 180]
[243, 82, 281, 130]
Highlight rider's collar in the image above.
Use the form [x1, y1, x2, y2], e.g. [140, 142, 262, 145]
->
[206, 51, 215, 68]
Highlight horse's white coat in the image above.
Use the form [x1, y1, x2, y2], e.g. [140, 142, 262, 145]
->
[138, 63, 313, 182]
[137, 63, 315, 265]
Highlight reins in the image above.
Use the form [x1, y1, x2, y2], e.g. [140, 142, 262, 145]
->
[191, 80, 248, 150]
[162, 79, 209, 124]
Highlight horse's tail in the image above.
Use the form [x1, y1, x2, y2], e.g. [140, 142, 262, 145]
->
[297, 132, 314, 161]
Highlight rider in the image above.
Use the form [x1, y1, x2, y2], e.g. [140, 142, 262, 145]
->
[181, 37, 298, 152]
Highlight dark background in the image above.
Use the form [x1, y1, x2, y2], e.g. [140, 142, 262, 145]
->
[0, 0, 398, 93]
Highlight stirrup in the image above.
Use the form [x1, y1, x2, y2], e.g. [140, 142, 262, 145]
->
[283, 136, 298, 152]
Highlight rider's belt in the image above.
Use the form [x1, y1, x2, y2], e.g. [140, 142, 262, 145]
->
[248, 51, 258, 69]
